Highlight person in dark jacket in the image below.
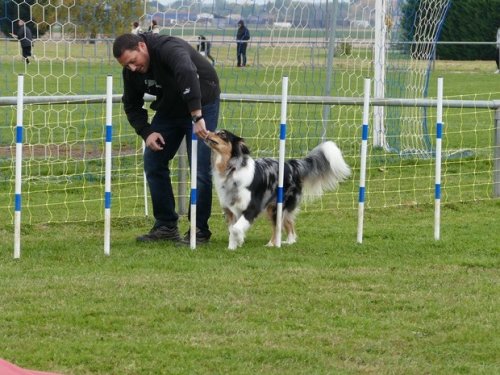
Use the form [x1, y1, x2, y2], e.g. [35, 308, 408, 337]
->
[11, 20, 33, 64]
[236, 20, 250, 67]
[197, 35, 215, 66]
[113, 33, 220, 244]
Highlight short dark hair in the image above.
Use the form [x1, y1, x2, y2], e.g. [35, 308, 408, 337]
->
[113, 33, 142, 58]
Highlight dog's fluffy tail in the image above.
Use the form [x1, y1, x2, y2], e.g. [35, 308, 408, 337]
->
[297, 141, 351, 199]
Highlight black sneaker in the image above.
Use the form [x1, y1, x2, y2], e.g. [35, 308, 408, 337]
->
[180, 228, 211, 245]
[136, 225, 181, 243]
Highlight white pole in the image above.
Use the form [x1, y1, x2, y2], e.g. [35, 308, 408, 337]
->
[14, 74, 24, 259]
[104, 75, 113, 256]
[142, 140, 149, 217]
[434, 77, 443, 240]
[190, 130, 198, 250]
[357, 78, 371, 244]
[373, 0, 387, 148]
[276, 76, 288, 248]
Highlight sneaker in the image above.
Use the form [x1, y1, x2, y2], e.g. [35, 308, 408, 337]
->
[136, 225, 181, 243]
[179, 228, 211, 245]
[495, 69, 500, 74]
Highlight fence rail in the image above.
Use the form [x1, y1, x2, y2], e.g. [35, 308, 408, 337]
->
[1, 93, 499, 109]
[1, 92, 499, 200]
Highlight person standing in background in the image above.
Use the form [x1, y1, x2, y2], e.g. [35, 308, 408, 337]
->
[149, 20, 160, 34]
[131, 21, 143, 35]
[10, 20, 33, 64]
[236, 20, 250, 67]
[197, 35, 215, 66]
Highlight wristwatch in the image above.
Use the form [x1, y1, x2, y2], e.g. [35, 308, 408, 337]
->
[191, 114, 204, 123]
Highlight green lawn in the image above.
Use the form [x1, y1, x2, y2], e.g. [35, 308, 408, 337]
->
[0, 201, 498, 374]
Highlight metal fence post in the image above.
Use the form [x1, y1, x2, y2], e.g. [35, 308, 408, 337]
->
[178, 138, 188, 215]
[494, 104, 500, 198]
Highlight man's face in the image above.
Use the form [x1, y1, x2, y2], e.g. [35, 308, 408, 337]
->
[117, 42, 150, 73]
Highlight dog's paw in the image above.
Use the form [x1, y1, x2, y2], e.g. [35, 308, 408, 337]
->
[231, 228, 244, 241]
[229, 230, 244, 250]
[285, 234, 297, 245]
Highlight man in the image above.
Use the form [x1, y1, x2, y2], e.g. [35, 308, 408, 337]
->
[11, 20, 33, 64]
[113, 33, 220, 244]
[236, 20, 250, 67]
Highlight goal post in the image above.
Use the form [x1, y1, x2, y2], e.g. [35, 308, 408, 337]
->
[373, 0, 387, 149]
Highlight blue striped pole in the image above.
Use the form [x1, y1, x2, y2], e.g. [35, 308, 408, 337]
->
[104, 75, 113, 255]
[142, 140, 149, 217]
[276, 76, 288, 248]
[14, 74, 24, 259]
[434, 77, 443, 240]
[357, 78, 371, 244]
[190, 129, 198, 250]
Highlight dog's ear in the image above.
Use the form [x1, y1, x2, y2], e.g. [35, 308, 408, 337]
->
[227, 132, 250, 157]
[236, 140, 250, 156]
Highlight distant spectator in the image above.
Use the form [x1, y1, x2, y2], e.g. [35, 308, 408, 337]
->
[495, 27, 500, 74]
[197, 35, 215, 66]
[131, 21, 143, 35]
[10, 20, 33, 64]
[236, 20, 250, 67]
[148, 20, 160, 34]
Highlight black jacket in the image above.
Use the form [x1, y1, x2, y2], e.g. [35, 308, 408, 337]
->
[121, 34, 220, 140]
[16, 25, 33, 48]
[236, 26, 250, 44]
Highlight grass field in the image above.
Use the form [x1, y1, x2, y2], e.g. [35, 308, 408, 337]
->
[0, 201, 498, 374]
[0, 40, 499, 374]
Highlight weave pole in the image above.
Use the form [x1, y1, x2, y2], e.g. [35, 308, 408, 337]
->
[142, 140, 149, 217]
[190, 130, 198, 250]
[275, 76, 288, 248]
[434, 77, 443, 240]
[357, 78, 371, 244]
[104, 75, 113, 256]
[13, 74, 24, 259]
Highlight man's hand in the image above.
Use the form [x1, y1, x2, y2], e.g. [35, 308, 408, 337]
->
[193, 118, 209, 140]
[146, 132, 165, 151]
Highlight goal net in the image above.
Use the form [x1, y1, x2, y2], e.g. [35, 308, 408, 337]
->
[382, 0, 452, 155]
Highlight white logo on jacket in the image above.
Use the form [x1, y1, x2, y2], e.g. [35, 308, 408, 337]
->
[144, 79, 161, 89]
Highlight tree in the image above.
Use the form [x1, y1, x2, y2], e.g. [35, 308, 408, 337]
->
[0, 0, 37, 37]
[74, 0, 144, 38]
[0, 0, 144, 40]
[437, 0, 500, 60]
[400, 0, 500, 60]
